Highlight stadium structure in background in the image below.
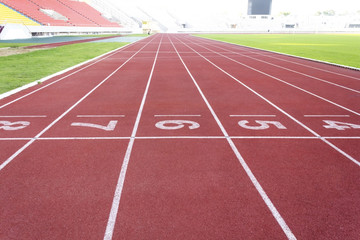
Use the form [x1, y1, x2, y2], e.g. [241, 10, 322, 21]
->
[248, 0, 272, 15]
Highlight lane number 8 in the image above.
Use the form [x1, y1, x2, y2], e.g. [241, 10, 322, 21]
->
[0, 121, 30, 131]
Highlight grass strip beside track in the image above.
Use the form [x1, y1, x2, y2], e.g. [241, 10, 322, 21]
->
[195, 34, 360, 69]
[0, 43, 37, 48]
[0, 42, 128, 94]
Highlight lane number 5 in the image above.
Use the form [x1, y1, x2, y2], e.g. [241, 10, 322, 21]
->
[238, 120, 287, 130]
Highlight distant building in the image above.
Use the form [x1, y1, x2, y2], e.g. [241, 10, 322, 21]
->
[247, 0, 272, 15]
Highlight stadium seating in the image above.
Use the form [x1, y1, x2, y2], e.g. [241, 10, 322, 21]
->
[0, 2, 40, 26]
[0, 0, 120, 27]
[0, 0, 71, 26]
[58, 0, 119, 27]
[29, 0, 95, 26]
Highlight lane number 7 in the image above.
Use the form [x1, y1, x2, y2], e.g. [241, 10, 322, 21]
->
[71, 120, 118, 131]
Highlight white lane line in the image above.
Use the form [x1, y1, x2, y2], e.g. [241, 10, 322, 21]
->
[325, 136, 360, 139]
[135, 136, 225, 139]
[104, 35, 163, 240]
[230, 115, 276, 117]
[134, 51, 213, 54]
[0, 115, 47, 118]
[191, 38, 360, 117]
[0, 36, 156, 173]
[154, 114, 201, 117]
[2, 136, 359, 141]
[77, 115, 125, 118]
[0, 138, 33, 140]
[230, 136, 318, 139]
[304, 115, 350, 118]
[170, 36, 297, 240]
[179, 36, 360, 167]
[200, 41, 360, 94]
[38, 137, 130, 140]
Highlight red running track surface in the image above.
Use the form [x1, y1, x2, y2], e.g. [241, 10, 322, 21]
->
[0, 34, 359, 240]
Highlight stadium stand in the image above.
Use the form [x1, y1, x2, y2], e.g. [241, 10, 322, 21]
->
[0, 2, 40, 26]
[87, 0, 138, 28]
[0, 0, 71, 26]
[30, 0, 94, 26]
[0, 0, 120, 27]
[58, 0, 119, 27]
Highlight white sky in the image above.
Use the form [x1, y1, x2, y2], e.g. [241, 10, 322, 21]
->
[272, 0, 360, 14]
[110, 0, 360, 16]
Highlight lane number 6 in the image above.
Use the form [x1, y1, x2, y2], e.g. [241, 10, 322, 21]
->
[155, 120, 200, 130]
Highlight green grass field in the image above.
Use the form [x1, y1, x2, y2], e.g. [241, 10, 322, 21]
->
[195, 34, 360, 69]
[0, 42, 128, 94]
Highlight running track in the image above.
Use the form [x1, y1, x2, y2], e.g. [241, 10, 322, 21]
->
[0, 34, 359, 240]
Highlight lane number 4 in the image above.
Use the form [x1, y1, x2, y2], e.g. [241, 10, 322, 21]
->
[323, 120, 360, 131]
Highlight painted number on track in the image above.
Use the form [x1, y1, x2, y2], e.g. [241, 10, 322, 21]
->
[71, 120, 118, 131]
[238, 120, 287, 130]
[323, 120, 360, 131]
[155, 120, 200, 130]
[0, 121, 30, 131]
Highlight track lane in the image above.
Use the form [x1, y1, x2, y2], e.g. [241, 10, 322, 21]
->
[188, 37, 360, 116]
[1, 33, 359, 240]
[172, 34, 360, 239]
[179, 36, 360, 138]
[172, 37, 314, 139]
[0, 37, 151, 109]
[104, 35, 164, 240]
[233, 138, 360, 240]
[0, 36, 156, 170]
[136, 40, 223, 137]
[0, 36, 161, 239]
[0, 140, 28, 165]
[182, 35, 360, 165]
[0, 140, 129, 239]
[0, 38, 154, 139]
[170, 39, 311, 138]
[113, 139, 287, 239]
[328, 138, 360, 160]
[111, 35, 291, 239]
[43, 46, 160, 138]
